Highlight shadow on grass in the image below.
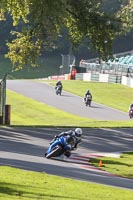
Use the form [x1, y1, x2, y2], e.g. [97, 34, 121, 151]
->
[90, 157, 133, 167]
[123, 152, 133, 155]
[0, 182, 79, 199]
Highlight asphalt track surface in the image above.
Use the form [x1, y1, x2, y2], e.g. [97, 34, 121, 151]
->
[0, 80, 132, 190]
[0, 126, 133, 190]
[7, 80, 129, 120]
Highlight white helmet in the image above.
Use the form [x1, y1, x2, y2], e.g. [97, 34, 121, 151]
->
[75, 128, 83, 137]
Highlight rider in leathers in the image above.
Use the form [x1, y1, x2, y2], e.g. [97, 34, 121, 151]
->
[84, 90, 92, 102]
[48, 128, 83, 157]
[55, 81, 63, 92]
[129, 103, 133, 112]
[57, 128, 82, 149]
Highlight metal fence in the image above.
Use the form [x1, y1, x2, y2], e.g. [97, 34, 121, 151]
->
[79, 61, 133, 77]
[60, 54, 75, 74]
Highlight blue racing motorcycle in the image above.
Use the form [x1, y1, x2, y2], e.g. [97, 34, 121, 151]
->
[45, 136, 72, 159]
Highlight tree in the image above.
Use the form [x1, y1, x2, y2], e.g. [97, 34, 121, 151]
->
[0, 0, 133, 69]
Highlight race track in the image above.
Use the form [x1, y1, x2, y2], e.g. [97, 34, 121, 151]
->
[0, 126, 133, 190]
[7, 80, 129, 120]
[0, 80, 132, 190]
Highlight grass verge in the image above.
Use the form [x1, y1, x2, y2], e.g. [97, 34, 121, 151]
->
[7, 89, 133, 127]
[6, 80, 133, 127]
[0, 166, 133, 200]
[47, 80, 132, 113]
[7, 89, 94, 126]
[3, 80, 133, 199]
[90, 152, 133, 179]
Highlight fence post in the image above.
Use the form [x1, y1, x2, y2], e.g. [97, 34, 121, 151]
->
[0, 73, 8, 125]
[5, 104, 11, 125]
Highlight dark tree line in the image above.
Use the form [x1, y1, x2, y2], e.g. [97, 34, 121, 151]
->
[0, 0, 133, 69]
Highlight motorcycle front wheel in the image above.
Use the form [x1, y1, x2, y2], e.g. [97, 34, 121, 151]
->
[45, 146, 63, 159]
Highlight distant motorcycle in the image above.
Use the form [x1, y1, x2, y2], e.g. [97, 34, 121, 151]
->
[85, 94, 92, 107]
[129, 107, 133, 118]
[55, 85, 62, 95]
[45, 136, 71, 159]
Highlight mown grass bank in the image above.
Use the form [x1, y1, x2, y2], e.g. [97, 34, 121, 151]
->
[90, 152, 133, 179]
[7, 80, 133, 127]
[48, 80, 132, 112]
[2, 80, 133, 199]
[0, 166, 133, 200]
[6, 89, 133, 127]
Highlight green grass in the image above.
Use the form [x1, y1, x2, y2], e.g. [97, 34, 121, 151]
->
[3, 80, 133, 199]
[6, 89, 93, 126]
[90, 152, 133, 179]
[48, 80, 132, 112]
[6, 89, 133, 127]
[0, 166, 133, 200]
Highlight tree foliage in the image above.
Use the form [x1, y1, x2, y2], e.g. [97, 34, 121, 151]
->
[0, 0, 133, 69]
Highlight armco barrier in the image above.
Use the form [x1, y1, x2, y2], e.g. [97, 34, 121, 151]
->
[48, 72, 133, 88]
[127, 77, 131, 87]
[108, 75, 117, 83]
[90, 73, 99, 82]
[75, 73, 84, 80]
[108, 75, 121, 83]
[130, 78, 133, 88]
[83, 73, 91, 81]
[49, 74, 72, 80]
[116, 75, 122, 83]
[49, 75, 65, 80]
[99, 74, 109, 82]
[121, 76, 127, 86]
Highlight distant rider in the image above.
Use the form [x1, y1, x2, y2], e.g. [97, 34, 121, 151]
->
[49, 128, 83, 157]
[55, 81, 63, 91]
[128, 102, 133, 112]
[84, 90, 92, 102]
